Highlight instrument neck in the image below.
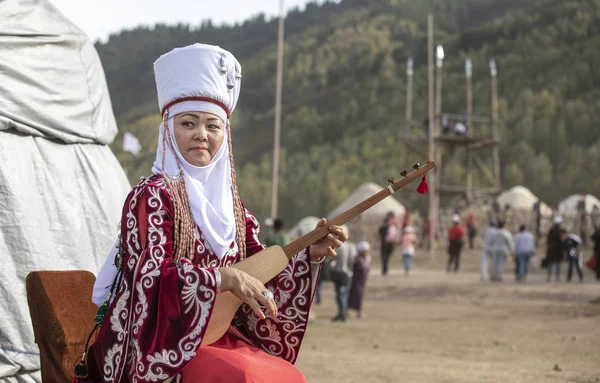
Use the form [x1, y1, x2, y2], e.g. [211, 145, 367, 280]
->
[281, 162, 433, 259]
[282, 188, 391, 258]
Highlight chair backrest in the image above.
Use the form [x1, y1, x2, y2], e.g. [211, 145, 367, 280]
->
[25, 270, 97, 383]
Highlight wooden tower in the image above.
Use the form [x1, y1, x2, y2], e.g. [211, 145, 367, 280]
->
[403, 16, 501, 252]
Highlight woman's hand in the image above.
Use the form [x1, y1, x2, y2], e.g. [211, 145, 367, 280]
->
[218, 267, 277, 319]
[309, 218, 349, 262]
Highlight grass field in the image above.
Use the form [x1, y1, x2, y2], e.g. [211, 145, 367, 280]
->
[296, 248, 600, 383]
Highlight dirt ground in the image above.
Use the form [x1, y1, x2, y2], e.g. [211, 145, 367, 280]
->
[296, 248, 600, 383]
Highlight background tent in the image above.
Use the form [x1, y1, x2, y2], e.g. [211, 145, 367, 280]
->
[288, 216, 321, 240]
[327, 183, 406, 249]
[558, 194, 600, 215]
[493, 185, 554, 236]
[0, 1, 131, 381]
[496, 186, 553, 216]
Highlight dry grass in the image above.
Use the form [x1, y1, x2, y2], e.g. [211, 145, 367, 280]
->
[296, 249, 600, 383]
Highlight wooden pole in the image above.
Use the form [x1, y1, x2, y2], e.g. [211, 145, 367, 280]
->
[473, 153, 496, 185]
[466, 59, 473, 199]
[405, 57, 413, 139]
[490, 59, 500, 191]
[434, 46, 443, 237]
[270, 0, 285, 219]
[435, 62, 443, 137]
[427, 14, 435, 259]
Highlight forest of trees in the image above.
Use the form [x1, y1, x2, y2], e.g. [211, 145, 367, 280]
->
[99, 0, 600, 225]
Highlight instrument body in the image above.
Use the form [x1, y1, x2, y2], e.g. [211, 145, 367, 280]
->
[201, 161, 435, 346]
[201, 246, 288, 345]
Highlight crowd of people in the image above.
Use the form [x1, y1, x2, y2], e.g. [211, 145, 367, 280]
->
[264, 207, 600, 331]
[464, 215, 599, 282]
[352, 209, 600, 284]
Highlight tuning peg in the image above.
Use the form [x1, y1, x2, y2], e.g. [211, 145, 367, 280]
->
[388, 177, 395, 184]
[400, 170, 408, 177]
[412, 162, 421, 170]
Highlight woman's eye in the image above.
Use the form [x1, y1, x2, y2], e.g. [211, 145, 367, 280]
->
[208, 124, 221, 130]
[182, 121, 195, 128]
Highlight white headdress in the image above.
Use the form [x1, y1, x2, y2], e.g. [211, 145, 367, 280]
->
[357, 241, 371, 252]
[152, 43, 243, 260]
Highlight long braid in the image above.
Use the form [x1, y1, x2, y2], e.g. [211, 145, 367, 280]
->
[227, 123, 247, 259]
[161, 111, 196, 262]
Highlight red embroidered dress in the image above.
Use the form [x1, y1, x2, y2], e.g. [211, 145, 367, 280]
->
[84, 175, 319, 382]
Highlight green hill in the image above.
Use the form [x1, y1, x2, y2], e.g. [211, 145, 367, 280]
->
[99, 0, 600, 224]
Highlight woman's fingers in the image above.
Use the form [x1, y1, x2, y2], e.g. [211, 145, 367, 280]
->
[329, 225, 348, 241]
[255, 291, 278, 318]
[245, 278, 277, 319]
[327, 233, 344, 248]
[316, 218, 327, 228]
[266, 296, 278, 318]
[246, 298, 266, 320]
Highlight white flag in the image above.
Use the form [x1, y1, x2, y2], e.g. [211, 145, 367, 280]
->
[123, 132, 142, 156]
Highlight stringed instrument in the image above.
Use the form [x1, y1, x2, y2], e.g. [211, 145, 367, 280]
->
[201, 161, 435, 345]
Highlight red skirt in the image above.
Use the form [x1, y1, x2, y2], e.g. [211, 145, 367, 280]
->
[180, 330, 307, 383]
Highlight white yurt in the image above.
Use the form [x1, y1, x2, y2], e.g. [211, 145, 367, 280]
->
[327, 183, 406, 222]
[496, 185, 553, 216]
[0, 1, 131, 381]
[327, 183, 406, 248]
[557, 194, 600, 215]
[288, 216, 321, 240]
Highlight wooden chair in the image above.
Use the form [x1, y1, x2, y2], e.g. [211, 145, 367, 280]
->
[25, 271, 97, 383]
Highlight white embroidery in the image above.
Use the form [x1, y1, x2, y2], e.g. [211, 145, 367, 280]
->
[103, 343, 124, 383]
[99, 175, 314, 382]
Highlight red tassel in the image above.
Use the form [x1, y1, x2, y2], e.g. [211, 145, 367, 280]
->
[416, 160, 431, 194]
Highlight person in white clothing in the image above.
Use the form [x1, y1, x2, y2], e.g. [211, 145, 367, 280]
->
[514, 225, 536, 281]
[400, 225, 418, 276]
[489, 221, 514, 282]
[481, 219, 497, 281]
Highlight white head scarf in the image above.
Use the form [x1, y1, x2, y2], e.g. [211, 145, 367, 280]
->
[151, 43, 243, 260]
[151, 103, 235, 259]
[357, 241, 371, 252]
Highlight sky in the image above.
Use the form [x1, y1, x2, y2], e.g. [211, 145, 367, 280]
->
[49, 0, 336, 43]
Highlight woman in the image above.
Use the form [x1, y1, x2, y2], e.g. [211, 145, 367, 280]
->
[466, 212, 477, 250]
[545, 216, 564, 282]
[80, 44, 347, 383]
[400, 225, 417, 276]
[489, 221, 514, 282]
[447, 214, 465, 273]
[378, 212, 398, 276]
[347, 241, 371, 319]
[592, 227, 600, 280]
[514, 224, 535, 281]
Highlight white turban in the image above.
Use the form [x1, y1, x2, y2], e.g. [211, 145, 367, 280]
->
[357, 241, 371, 252]
[154, 43, 241, 120]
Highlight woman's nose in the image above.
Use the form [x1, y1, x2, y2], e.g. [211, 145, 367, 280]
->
[194, 126, 208, 141]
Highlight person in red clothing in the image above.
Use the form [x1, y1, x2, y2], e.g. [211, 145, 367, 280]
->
[466, 212, 478, 250]
[402, 211, 412, 230]
[447, 214, 466, 272]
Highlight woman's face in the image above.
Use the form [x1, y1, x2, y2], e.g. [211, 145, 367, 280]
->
[173, 112, 225, 167]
